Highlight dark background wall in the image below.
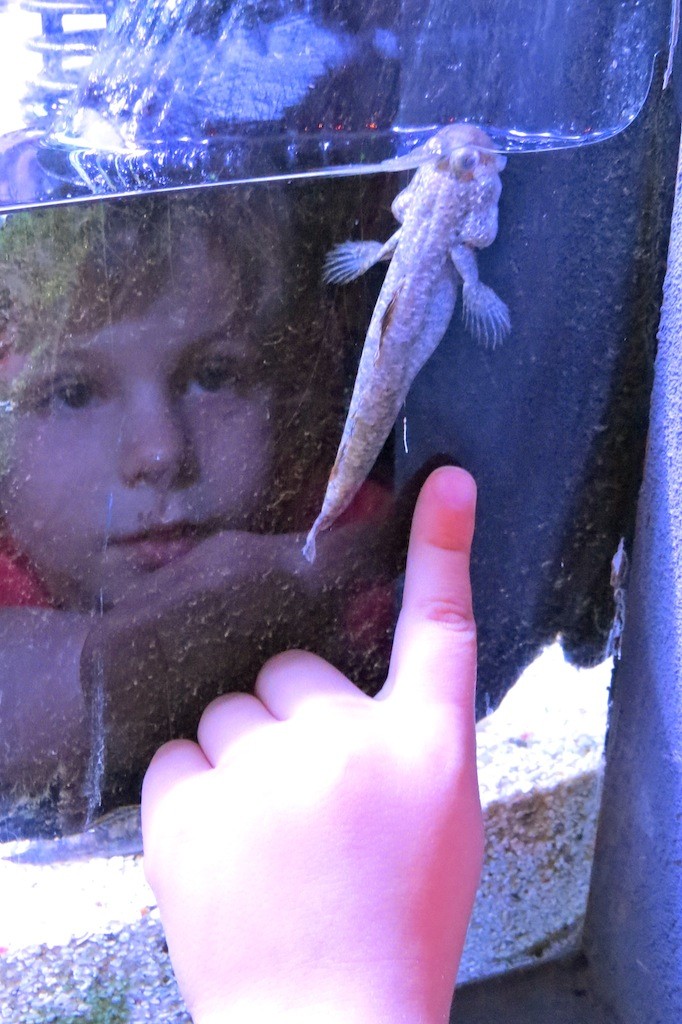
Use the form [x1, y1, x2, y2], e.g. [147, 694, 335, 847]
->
[397, 67, 679, 717]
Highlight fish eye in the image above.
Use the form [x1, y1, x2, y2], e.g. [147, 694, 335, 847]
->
[451, 146, 480, 176]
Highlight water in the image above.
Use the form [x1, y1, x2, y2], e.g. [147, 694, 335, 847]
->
[0, 0, 666, 211]
[0, 175, 398, 837]
[0, 0, 674, 845]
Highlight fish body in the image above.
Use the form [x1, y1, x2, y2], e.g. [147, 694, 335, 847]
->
[303, 124, 509, 561]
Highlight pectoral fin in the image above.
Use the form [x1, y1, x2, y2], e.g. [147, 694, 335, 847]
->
[450, 244, 510, 347]
[323, 232, 400, 285]
[461, 280, 510, 347]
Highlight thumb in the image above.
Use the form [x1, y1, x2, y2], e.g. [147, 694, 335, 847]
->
[380, 466, 477, 714]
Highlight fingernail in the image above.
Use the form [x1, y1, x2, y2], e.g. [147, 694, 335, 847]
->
[431, 466, 476, 510]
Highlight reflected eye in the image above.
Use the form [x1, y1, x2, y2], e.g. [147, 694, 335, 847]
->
[25, 377, 97, 413]
[53, 380, 93, 409]
[191, 360, 241, 393]
[451, 146, 480, 176]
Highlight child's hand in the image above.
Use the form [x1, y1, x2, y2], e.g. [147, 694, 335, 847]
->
[141, 466, 483, 1024]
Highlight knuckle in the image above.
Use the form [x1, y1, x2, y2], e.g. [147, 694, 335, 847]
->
[260, 649, 298, 674]
[420, 596, 476, 637]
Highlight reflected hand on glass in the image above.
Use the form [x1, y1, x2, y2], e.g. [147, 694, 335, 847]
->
[79, 506, 398, 809]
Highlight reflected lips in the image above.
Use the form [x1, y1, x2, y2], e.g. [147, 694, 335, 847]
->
[113, 523, 205, 570]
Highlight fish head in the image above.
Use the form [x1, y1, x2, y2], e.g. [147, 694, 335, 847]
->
[387, 123, 507, 178]
[432, 124, 507, 180]
[436, 125, 507, 250]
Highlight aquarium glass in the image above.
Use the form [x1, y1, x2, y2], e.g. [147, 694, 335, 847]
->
[0, 178, 400, 835]
[0, 0, 665, 210]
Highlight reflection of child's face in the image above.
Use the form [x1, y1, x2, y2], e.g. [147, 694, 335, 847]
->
[0, 262, 273, 610]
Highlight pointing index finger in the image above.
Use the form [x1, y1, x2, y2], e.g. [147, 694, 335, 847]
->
[381, 467, 477, 712]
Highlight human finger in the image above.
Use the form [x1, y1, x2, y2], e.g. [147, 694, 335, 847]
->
[380, 466, 477, 712]
[141, 739, 211, 852]
[197, 692, 275, 767]
[254, 649, 366, 720]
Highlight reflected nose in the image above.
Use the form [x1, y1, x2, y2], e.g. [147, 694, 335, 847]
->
[119, 386, 198, 490]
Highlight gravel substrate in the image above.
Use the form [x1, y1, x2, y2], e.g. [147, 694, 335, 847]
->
[460, 644, 610, 983]
[0, 643, 610, 1021]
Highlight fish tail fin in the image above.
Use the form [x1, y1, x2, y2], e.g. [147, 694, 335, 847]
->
[302, 529, 317, 563]
[462, 281, 511, 348]
[323, 241, 385, 285]
[302, 538, 316, 563]
[303, 511, 328, 562]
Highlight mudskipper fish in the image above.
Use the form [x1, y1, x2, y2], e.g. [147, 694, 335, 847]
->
[303, 123, 510, 561]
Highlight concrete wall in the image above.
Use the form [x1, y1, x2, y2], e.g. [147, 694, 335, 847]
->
[583, 133, 682, 1024]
